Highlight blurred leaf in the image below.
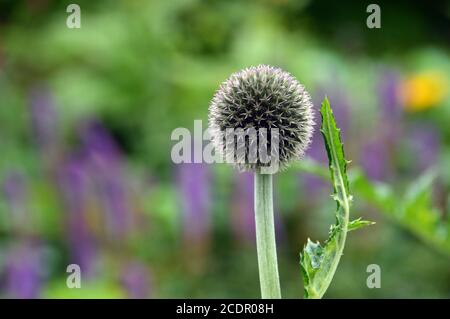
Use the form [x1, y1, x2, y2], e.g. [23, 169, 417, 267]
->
[291, 157, 329, 179]
[351, 169, 450, 255]
[146, 184, 180, 238]
[297, 162, 450, 255]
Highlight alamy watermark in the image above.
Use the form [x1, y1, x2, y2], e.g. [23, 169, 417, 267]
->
[66, 264, 81, 288]
[366, 264, 381, 289]
[66, 4, 81, 29]
[171, 120, 280, 174]
[366, 4, 381, 29]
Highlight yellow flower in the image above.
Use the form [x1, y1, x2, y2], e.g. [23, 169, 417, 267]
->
[400, 71, 448, 112]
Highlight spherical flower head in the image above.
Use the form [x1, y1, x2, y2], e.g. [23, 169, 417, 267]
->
[208, 65, 314, 172]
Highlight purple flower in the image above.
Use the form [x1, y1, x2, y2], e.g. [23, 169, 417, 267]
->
[79, 120, 131, 237]
[177, 163, 211, 244]
[121, 262, 152, 299]
[79, 119, 121, 162]
[58, 155, 97, 278]
[94, 168, 130, 238]
[408, 124, 440, 172]
[377, 70, 403, 145]
[360, 70, 402, 181]
[360, 139, 391, 181]
[231, 172, 255, 244]
[2, 173, 45, 298]
[4, 242, 42, 299]
[28, 86, 58, 152]
[2, 171, 26, 220]
[378, 71, 401, 121]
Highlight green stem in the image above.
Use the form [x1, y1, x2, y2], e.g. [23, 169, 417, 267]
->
[309, 203, 349, 299]
[254, 172, 281, 299]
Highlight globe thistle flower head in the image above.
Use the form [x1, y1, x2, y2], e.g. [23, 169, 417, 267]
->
[209, 65, 314, 172]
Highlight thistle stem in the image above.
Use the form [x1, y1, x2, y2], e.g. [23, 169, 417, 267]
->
[254, 172, 281, 299]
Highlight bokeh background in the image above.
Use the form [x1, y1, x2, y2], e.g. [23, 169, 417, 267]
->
[0, 0, 449, 298]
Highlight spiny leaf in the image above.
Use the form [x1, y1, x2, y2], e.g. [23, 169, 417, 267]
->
[348, 218, 376, 232]
[300, 97, 374, 299]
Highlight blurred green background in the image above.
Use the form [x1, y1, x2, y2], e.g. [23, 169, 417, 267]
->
[0, 0, 449, 298]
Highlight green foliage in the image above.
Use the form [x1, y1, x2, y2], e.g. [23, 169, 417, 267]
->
[300, 98, 373, 299]
[296, 145, 450, 256]
[43, 280, 124, 299]
[350, 168, 450, 255]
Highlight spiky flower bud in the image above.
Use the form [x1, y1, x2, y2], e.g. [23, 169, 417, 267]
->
[208, 65, 314, 172]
